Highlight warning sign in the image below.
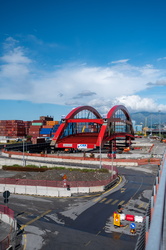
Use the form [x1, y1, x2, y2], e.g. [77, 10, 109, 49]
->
[62, 174, 67, 180]
[113, 213, 121, 227]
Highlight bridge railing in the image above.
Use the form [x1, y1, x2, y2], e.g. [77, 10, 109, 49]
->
[145, 150, 166, 250]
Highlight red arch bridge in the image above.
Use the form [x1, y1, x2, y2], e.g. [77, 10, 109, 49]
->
[51, 105, 135, 154]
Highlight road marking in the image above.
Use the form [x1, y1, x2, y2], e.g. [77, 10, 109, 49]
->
[85, 240, 91, 246]
[120, 188, 126, 193]
[105, 198, 113, 204]
[124, 225, 129, 229]
[118, 200, 125, 206]
[93, 197, 101, 202]
[145, 203, 149, 209]
[111, 199, 119, 205]
[138, 202, 144, 209]
[20, 209, 51, 230]
[96, 230, 101, 236]
[99, 198, 107, 203]
[23, 234, 27, 250]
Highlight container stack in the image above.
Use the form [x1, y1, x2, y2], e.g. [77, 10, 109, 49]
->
[0, 116, 60, 140]
[23, 121, 32, 135]
[0, 120, 26, 138]
[39, 121, 60, 138]
[28, 120, 46, 138]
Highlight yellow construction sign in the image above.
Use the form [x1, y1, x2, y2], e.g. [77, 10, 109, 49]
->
[113, 213, 121, 227]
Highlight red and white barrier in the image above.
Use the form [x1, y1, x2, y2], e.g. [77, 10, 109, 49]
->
[114, 212, 144, 223]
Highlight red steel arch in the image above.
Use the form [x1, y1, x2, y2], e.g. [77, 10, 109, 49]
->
[96, 105, 134, 147]
[52, 106, 102, 145]
[65, 105, 102, 119]
[107, 105, 132, 121]
[51, 105, 134, 150]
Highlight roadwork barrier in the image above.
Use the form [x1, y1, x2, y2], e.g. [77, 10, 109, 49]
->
[0, 205, 17, 250]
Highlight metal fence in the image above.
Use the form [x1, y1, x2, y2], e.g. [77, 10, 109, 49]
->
[0, 172, 118, 188]
[145, 151, 166, 250]
[135, 151, 166, 250]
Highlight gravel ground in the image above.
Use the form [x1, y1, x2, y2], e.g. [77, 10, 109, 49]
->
[13, 169, 112, 181]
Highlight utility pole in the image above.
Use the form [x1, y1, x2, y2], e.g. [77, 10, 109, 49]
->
[23, 138, 26, 167]
[112, 142, 113, 175]
[99, 137, 102, 169]
[158, 110, 161, 138]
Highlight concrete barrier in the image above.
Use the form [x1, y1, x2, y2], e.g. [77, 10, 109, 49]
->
[70, 187, 78, 194]
[58, 190, 71, 197]
[37, 186, 47, 196]
[25, 185, 37, 195]
[89, 186, 104, 192]
[15, 185, 26, 194]
[77, 187, 90, 193]
[0, 183, 106, 197]
[0, 180, 118, 196]
[0, 184, 4, 192]
[4, 185, 15, 193]
[0, 151, 144, 168]
[47, 187, 59, 197]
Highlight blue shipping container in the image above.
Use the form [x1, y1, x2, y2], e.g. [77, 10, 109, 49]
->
[52, 125, 60, 132]
[40, 128, 53, 134]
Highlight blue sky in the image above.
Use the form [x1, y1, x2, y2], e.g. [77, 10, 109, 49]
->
[0, 0, 166, 121]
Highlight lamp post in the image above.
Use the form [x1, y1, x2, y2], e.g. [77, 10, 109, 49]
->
[158, 110, 161, 138]
[22, 138, 26, 167]
[111, 142, 114, 176]
[151, 114, 153, 135]
[99, 137, 102, 169]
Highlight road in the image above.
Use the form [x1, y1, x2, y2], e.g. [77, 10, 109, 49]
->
[0, 163, 158, 250]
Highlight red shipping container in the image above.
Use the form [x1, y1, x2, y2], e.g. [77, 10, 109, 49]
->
[125, 214, 135, 221]
[42, 125, 53, 128]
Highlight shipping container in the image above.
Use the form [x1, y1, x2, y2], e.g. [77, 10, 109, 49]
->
[40, 116, 53, 121]
[42, 125, 53, 128]
[52, 124, 60, 132]
[46, 120, 59, 126]
[32, 123, 43, 126]
[40, 128, 52, 134]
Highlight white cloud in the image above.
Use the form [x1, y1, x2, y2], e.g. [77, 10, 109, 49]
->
[0, 44, 33, 97]
[113, 95, 166, 112]
[147, 79, 166, 86]
[157, 57, 166, 61]
[111, 59, 130, 64]
[1, 47, 31, 64]
[1, 38, 166, 112]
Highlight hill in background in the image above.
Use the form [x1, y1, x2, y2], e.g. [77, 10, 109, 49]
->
[130, 112, 166, 127]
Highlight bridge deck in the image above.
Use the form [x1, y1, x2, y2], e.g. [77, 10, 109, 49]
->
[57, 133, 98, 145]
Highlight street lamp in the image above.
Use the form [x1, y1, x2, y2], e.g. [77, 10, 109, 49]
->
[99, 137, 102, 169]
[22, 138, 26, 167]
[158, 110, 161, 138]
[150, 114, 153, 135]
[111, 142, 113, 176]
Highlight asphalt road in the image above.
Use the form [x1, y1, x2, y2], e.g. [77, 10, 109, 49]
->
[0, 163, 158, 250]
